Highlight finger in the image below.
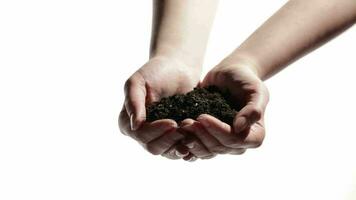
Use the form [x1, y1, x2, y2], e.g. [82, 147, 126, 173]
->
[132, 118, 178, 144]
[178, 118, 195, 128]
[200, 154, 217, 160]
[200, 70, 215, 88]
[162, 143, 190, 160]
[183, 153, 198, 162]
[229, 148, 246, 155]
[119, 105, 130, 136]
[181, 121, 231, 154]
[120, 101, 186, 156]
[124, 74, 147, 131]
[182, 138, 215, 159]
[162, 145, 181, 160]
[236, 121, 265, 148]
[175, 144, 190, 157]
[233, 86, 269, 133]
[145, 129, 184, 155]
[191, 115, 247, 153]
[120, 96, 179, 144]
[197, 114, 239, 148]
[179, 124, 215, 158]
[198, 114, 265, 149]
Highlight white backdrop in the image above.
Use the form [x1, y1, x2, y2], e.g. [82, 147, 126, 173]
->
[1, 1, 355, 200]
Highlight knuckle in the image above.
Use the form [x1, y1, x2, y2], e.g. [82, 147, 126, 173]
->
[251, 138, 264, 148]
[217, 68, 234, 80]
[118, 113, 129, 135]
[250, 107, 263, 121]
[145, 143, 160, 155]
[124, 77, 134, 91]
[249, 131, 265, 148]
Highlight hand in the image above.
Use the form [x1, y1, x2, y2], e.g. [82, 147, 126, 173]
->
[180, 62, 269, 159]
[118, 56, 202, 158]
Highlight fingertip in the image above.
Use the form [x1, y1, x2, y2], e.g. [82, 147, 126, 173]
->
[197, 114, 210, 120]
[179, 118, 195, 127]
[129, 113, 146, 131]
[197, 114, 225, 129]
[151, 119, 178, 129]
[196, 114, 212, 128]
[233, 116, 248, 133]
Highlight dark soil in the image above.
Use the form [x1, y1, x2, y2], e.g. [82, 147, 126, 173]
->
[146, 86, 240, 125]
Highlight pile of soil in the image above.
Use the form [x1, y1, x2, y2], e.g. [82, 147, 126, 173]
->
[146, 86, 240, 125]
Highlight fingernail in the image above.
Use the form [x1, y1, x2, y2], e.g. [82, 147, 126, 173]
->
[175, 150, 189, 158]
[130, 113, 137, 131]
[235, 117, 247, 132]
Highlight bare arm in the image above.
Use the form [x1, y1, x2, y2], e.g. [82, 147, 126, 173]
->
[150, 0, 219, 68]
[221, 0, 356, 80]
[187, 0, 356, 158]
[119, 0, 219, 160]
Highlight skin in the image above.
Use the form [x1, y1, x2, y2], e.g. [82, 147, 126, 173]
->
[119, 0, 356, 161]
[118, 0, 218, 160]
[225, 0, 356, 80]
[181, 0, 356, 160]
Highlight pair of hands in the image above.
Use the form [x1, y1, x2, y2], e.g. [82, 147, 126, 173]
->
[119, 56, 269, 161]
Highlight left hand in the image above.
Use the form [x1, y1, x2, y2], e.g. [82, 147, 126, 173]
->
[178, 62, 269, 160]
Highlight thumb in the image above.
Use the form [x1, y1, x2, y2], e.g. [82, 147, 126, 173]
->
[124, 73, 147, 131]
[233, 86, 269, 133]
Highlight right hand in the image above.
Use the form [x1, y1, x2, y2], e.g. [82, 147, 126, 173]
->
[118, 56, 203, 159]
[179, 61, 269, 160]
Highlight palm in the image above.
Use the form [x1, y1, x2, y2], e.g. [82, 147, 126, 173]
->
[136, 57, 201, 104]
[199, 65, 269, 148]
[173, 65, 269, 160]
[118, 57, 202, 157]
[202, 65, 265, 109]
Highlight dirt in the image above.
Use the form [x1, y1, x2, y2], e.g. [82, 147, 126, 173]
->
[146, 86, 240, 125]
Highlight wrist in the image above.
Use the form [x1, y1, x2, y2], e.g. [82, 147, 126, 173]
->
[148, 54, 202, 76]
[150, 44, 204, 70]
[218, 53, 263, 79]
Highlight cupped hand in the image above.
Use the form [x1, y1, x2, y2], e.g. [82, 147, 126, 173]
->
[180, 62, 269, 159]
[118, 56, 202, 158]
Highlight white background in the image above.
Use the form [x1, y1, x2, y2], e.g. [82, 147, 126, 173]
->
[1, 0, 356, 199]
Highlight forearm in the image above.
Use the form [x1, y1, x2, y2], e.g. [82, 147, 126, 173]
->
[150, 0, 219, 68]
[222, 0, 356, 80]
